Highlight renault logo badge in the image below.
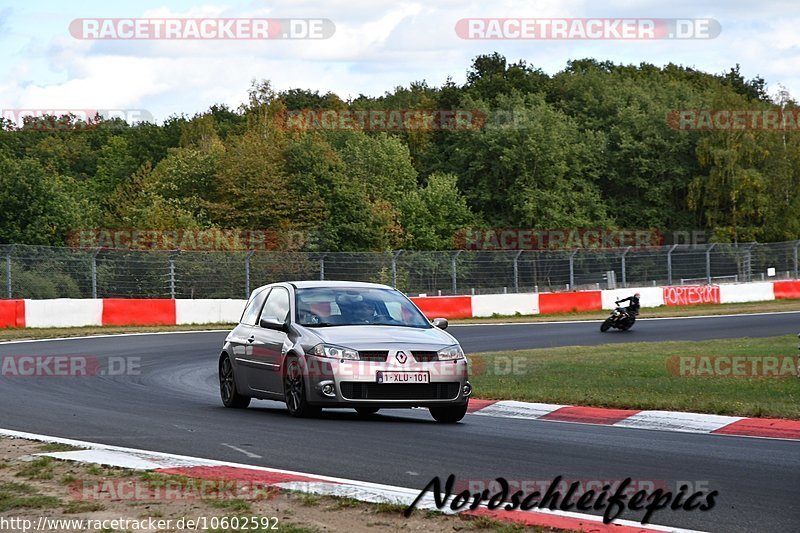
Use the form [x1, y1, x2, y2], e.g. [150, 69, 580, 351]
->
[396, 351, 408, 364]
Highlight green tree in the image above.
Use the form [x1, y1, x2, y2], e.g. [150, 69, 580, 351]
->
[398, 172, 478, 249]
[0, 156, 83, 244]
[465, 52, 549, 102]
[327, 132, 418, 200]
[102, 162, 200, 229]
[446, 92, 610, 228]
[688, 91, 771, 243]
[209, 129, 295, 229]
[282, 132, 403, 251]
[759, 94, 800, 240]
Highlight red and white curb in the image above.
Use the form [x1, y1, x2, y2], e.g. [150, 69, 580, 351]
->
[0, 427, 702, 533]
[468, 401, 800, 441]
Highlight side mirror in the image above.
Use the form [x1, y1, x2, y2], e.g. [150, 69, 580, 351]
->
[260, 316, 287, 331]
[432, 317, 449, 330]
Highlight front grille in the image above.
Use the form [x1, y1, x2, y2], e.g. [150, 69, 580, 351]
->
[340, 382, 460, 400]
[357, 351, 388, 362]
[411, 351, 438, 362]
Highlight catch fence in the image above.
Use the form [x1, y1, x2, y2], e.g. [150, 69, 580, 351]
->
[1, 241, 798, 299]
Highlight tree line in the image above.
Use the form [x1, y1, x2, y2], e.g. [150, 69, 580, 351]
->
[1, 53, 797, 251]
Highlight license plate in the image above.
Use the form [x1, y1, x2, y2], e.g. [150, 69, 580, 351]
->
[377, 371, 430, 384]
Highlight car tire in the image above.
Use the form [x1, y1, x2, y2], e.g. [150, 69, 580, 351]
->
[429, 402, 468, 423]
[284, 356, 321, 418]
[219, 354, 251, 409]
[355, 407, 379, 417]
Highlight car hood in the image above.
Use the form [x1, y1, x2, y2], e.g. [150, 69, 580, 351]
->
[301, 325, 457, 350]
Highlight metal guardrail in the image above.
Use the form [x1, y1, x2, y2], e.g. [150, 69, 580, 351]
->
[1, 241, 799, 299]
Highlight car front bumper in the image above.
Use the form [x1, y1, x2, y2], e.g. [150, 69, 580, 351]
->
[304, 355, 470, 408]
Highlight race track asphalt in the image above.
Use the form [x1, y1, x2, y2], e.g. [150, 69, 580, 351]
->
[0, 312, 798, 532]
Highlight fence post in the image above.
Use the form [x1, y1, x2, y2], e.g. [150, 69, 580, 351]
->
[319, 255, 325, 281]
[513, 250, 523, 293]
[391, 250, 403, 288]
[794, 240, 800, 279]
[245, 250, 254, 298]
[667, 244, 678, 285]
[705, 243, 716, 284]
[744, 242, 756, 282]
[91, 249, 100, 299]
[451, 251, 462, 294]
[569, 250, 577, 289]
[169, 250, 178, 299]
[621, 246, 631, 288]
[5, 246, 12, 299]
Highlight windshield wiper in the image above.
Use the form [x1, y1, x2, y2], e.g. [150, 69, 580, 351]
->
[347, 322, 429, 328]
[302, 322, 429, 328]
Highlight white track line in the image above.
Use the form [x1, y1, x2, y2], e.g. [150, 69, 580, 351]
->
[221, 443, 262, 458]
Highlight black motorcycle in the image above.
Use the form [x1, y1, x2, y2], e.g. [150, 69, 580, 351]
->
[600, 302, 636, 332]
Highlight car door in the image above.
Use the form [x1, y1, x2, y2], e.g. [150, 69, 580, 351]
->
[248, 286, 291, 394]
[231, 287, 270, 394]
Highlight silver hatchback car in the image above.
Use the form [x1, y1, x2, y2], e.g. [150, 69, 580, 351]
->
[218, 281, 471, 423]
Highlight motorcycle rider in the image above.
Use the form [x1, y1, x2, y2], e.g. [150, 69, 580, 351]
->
[615, 293, 641, 317]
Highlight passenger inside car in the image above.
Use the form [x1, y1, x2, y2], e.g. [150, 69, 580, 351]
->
[346, 300, 376, 324]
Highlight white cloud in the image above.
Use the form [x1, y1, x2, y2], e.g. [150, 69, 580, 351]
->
[1, 0, 798, 121]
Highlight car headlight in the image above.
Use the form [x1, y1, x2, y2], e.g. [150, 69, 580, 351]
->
[437, 345, 465, 361]
[311, 344, 359, 361]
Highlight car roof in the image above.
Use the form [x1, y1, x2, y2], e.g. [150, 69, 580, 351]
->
[255, 280, 395, 291]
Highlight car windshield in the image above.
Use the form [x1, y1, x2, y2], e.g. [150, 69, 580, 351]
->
[295, 287, 431, 328]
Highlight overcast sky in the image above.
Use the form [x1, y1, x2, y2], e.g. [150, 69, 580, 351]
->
[1, 0, 797, 122]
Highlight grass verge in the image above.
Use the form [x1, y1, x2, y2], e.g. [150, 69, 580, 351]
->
[470, 334, 800, 419]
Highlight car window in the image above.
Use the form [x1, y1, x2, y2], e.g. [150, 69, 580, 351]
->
[240, 288, 270, 325]
[295, 287, 430, 328]
[384, 301, 403, 321]
[259, 287, 290, 324]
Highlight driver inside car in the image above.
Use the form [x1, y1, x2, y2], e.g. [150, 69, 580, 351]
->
[348, 300, 376, 324]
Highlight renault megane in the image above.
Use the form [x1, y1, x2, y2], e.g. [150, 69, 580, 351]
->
[218, 281, 471, 423]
